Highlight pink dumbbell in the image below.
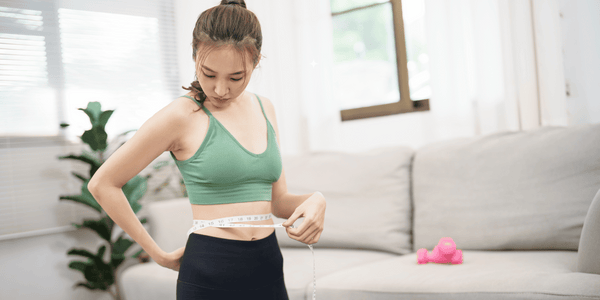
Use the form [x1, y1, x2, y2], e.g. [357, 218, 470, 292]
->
[417, 237, 463, 264]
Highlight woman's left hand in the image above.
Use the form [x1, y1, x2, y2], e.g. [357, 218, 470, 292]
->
[282, 192, 326, 245]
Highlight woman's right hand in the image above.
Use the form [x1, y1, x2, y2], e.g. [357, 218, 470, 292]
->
[157, 246, 186, 272]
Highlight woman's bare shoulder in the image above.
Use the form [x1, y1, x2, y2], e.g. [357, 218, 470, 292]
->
[157, 97, 190, 125]
[164, 95, 208, 152]
[170, 94, 201, 112]
[164, 95, 208, 121]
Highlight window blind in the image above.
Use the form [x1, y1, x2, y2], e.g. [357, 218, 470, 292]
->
[0, 0, 181, 239]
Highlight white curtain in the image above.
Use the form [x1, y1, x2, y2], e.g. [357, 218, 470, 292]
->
[288, 0, 340, 154]
[423, 0, 567, 137]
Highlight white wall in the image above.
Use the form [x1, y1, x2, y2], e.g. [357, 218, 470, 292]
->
[0, 229, 128, 300]
[0, 191, 170, 300]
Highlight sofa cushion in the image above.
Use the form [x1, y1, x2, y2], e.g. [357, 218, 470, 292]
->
[314, 250, 600, 299]
[273, 146, 414, 255]
[413, 123, 600, 251]
[280, 248, 396, 300]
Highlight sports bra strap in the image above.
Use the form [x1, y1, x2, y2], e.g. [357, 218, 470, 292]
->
[181, 95, 212, 116]
[254, 94, 268, 120]
[181, 94, 198, 103]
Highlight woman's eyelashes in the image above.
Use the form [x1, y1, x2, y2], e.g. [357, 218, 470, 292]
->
[203, 73, 242, 81]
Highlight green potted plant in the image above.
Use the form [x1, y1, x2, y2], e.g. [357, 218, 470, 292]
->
[58, 101, 149, 300]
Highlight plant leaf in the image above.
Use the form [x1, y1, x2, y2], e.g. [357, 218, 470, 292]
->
[82, 180, 101, 211]
[131, 249, 144, 259]
[57, 154, 101, 169]
[110, 254, 125, 269]
[97, 245, 107, 258]
[110, 238, 133, 269]
[98, 110, 114, 128]
[60, 194, 101, 213]
[69, 245, 114, 290]
[68, 261, 88, 274]
[57, 153, 102, 179]
[71, 171, 88, 182]
[81, 126, 108, 152]
[67, 248, 96, 260]
[74, 219, 111, 242]
[83, 262, 113, 290]
[78, 102, 102, 126]
[59, 179, 102, 213]
[113, 236, 134, 256]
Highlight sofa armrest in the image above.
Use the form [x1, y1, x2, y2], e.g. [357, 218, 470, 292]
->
[577, 188, 600, 275]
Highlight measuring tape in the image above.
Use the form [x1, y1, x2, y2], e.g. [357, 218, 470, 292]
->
[187, 213, 317, 300]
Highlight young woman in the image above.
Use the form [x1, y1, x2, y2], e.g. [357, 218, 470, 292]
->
[88, 1, 326, 299]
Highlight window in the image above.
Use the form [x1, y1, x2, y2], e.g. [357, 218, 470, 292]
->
[0, 0, 179, 142]
[0, 0, 179, 239]
[330, 0, 430, 121]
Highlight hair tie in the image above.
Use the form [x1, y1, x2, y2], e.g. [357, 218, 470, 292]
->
[223, 0, 246, 8]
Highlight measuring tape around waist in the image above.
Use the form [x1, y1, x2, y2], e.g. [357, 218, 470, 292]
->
[187, 213, 316, 300]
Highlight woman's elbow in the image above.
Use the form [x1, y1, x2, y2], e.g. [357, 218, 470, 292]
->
[88, 174, 108, 197]
[87, 177, 101, 196]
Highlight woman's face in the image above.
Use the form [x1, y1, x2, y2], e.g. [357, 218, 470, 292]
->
[196, 45, 258, 109]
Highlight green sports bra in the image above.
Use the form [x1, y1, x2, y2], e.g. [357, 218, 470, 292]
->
[170, 94, 283, 205]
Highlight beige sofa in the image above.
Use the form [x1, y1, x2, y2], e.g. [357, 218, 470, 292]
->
[120, 123, 600, 300]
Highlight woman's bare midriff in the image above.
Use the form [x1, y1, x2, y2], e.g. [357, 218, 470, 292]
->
[190, 201, 276, 241]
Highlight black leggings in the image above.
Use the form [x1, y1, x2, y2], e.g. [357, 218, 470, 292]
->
[177, 230, 290, 300]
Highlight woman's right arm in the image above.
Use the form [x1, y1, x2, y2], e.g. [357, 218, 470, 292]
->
[88, 101, 186, 268]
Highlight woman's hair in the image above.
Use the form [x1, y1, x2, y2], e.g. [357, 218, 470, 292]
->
[182, 0, 263, 112]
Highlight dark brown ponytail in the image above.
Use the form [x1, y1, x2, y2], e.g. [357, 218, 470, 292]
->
[182, 0, 263, 112]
